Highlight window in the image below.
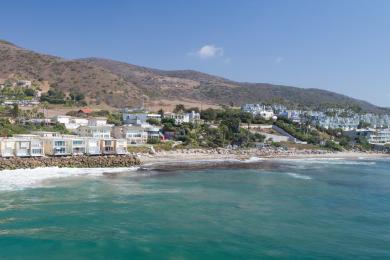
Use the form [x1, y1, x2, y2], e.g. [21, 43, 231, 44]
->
[54, 147, 66, 154]
[20, 142, 29, 148]
[32, 148, 42, 154]
[54, 141, 65, 146]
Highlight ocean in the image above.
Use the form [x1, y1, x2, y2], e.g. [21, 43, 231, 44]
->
[0, 158, 390, 259]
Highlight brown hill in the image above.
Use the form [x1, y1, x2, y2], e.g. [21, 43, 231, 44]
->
[0, 40, 388, 113]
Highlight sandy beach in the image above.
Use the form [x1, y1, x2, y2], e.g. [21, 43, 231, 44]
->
[138, 148, 390, 166]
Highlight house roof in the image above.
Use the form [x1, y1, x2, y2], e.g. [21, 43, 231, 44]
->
[78, 108, 93, 114]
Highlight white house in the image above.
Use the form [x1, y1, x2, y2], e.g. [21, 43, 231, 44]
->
[87, 117, 107, 126]
[242, 104, 275, 120]
[52, 115, 89, 130]
[77, 125, 113, 139]
[165, 111, 201, 125]
[115, 139, 128, 154]
[112, 126, 148, 145]
[146, 126, 162, 142]
[13, 134, 45, 157]
[84, 138, 101, 155]
[31, 131, 62, 138]
[0, 138, 16, 157]
[70, 137, 86, 155]
[122, 110, 161, 125]
[42, 137, 73, 156]
[14, 139, 32, 157]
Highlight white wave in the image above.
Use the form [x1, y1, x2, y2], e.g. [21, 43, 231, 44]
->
[0, 167, 139, 191]
[243, 157, 265, 163]
[278, 158, 376, 166]
[285, 172, 312, 180]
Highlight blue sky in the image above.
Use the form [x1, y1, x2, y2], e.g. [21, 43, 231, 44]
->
[1, 0, 390, 107]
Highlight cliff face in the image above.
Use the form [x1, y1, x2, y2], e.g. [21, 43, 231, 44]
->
[1, 40, 388, 113]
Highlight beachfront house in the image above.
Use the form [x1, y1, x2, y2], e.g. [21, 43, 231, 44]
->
[14, 139, 31, 157]
[13, 135, 45, 157]
[100, 139, 116, 155]
[30, 138, 45, 157]
[0, 138, 16, 157]
[84, 138, 101, 155]
[42, 137, 73, 156]
[112, 125, 148, 145]
[100, 139, 128, 155]
[146, 126, 162, 142]
[70, 137, 86, 155]
[115, 139, 128, 154]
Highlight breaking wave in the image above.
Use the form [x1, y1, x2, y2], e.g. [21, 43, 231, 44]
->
[285, 172, 313, 180]
[0, 167, 139, 191]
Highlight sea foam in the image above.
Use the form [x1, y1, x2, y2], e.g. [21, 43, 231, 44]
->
[0, 167, 139, 191]
[285, 172, 313, 180]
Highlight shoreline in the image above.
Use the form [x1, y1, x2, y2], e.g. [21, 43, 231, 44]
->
[0, 149, 388, 172]
[139, 149, 390, 166]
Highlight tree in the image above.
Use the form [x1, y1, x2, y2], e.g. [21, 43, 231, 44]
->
[23, 88, 36, 97]
[158, 108, 164, 117]
[200, 108, 218, 122]
[173, 104, 185, 113]
[147, 118, 160, 125]
[12, 104, 20, 118]
[357, 121, 371, 129]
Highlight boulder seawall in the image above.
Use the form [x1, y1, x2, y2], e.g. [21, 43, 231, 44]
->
[0, 155, 141, 170]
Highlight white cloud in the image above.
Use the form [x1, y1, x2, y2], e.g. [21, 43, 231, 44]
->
[274, 57, 284, 64]
[190, 44, 224, 59]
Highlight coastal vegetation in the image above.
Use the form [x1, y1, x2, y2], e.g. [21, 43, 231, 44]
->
[161, 106, 266, 148]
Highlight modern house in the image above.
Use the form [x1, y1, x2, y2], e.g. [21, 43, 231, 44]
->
[87, 117, 107, 126]
[31, 131, 62, 138]
[0, 138, 16, 157]
[100, 139, 127, 155]
[122, 109, 161, 125]
[115, 139, 128, 154]
[165, 111, 201, 125]
[52, 115, 89, 131]
[84, 138, 101, 155]
[369, 129, 390, 144]
[77, 125, 113, 139]
[70, 137, 86, 155]
[112, 125, 148, 145]
[100, 139, 116, 155]
[29, 138, 45, 157]
[242, 104, 276, 120]
[146, 126, 162, 142]
[14, 138, 32, 157]
[13, 135, 45, 157]
[42, 137, 73, 156]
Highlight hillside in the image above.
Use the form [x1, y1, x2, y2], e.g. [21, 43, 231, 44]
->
[0, 40, 388, 113]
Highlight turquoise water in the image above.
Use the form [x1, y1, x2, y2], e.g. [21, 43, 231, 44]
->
[0, 158, 390, 259]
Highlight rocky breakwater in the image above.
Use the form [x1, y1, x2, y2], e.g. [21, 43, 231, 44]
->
[0, 155, 141, 170]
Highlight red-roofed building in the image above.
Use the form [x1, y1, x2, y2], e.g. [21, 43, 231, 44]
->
[78, 108, 93, 116]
